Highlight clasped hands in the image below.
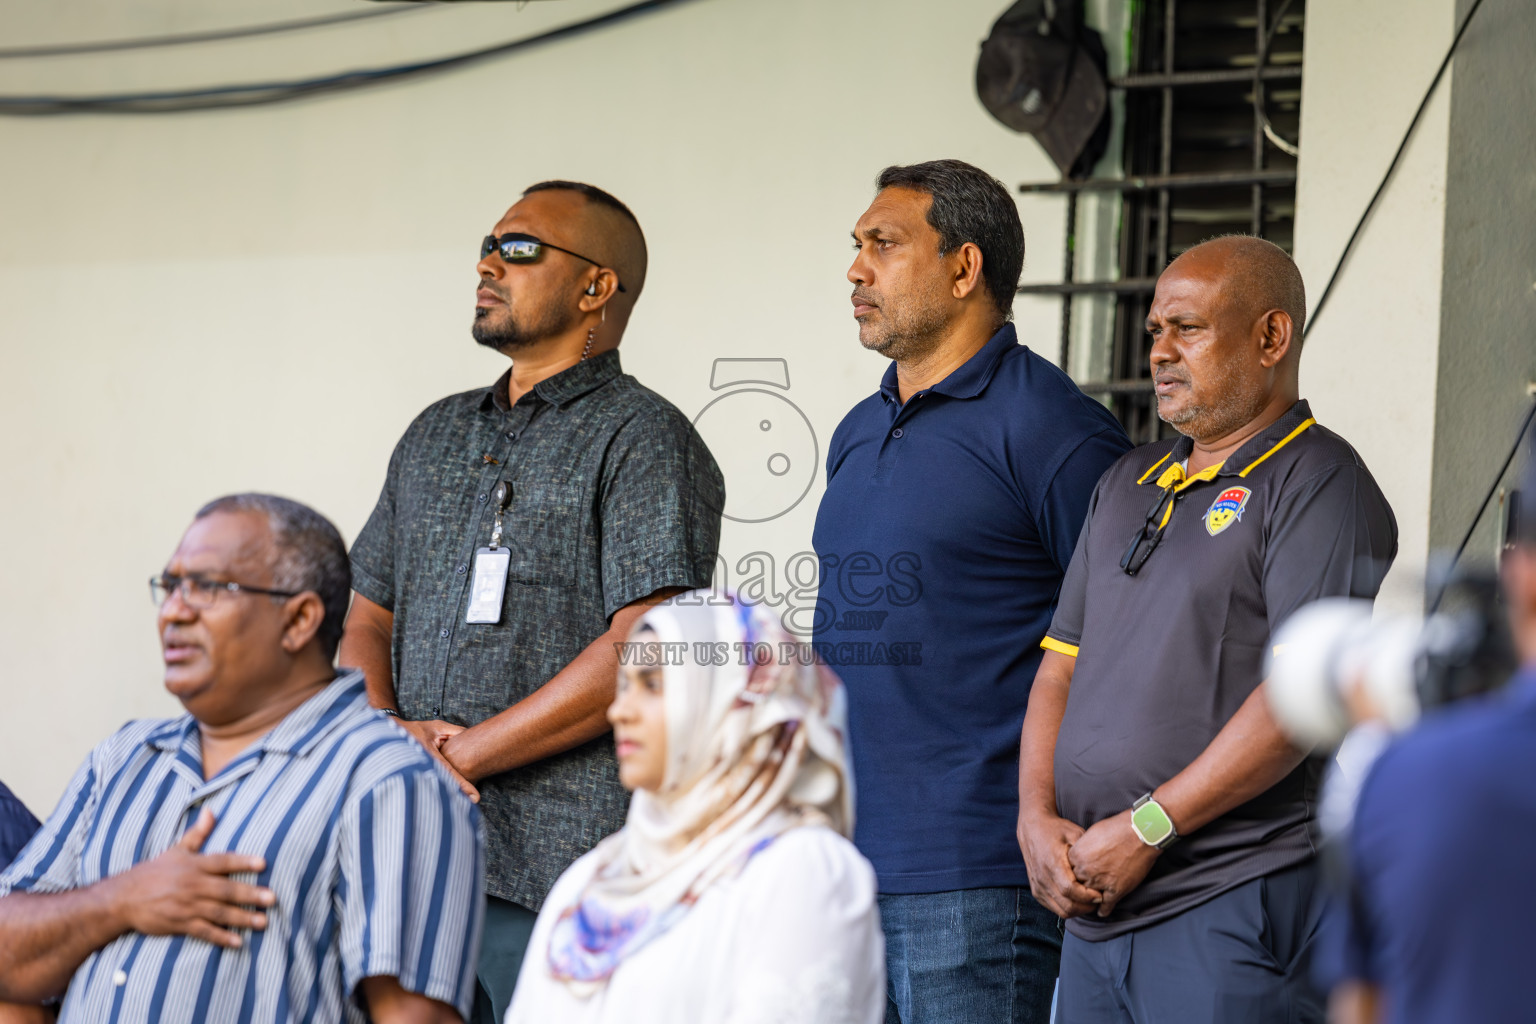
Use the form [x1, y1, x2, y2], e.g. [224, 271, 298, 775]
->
[395, 719, 481, 803]
[1017, 807, 1160, 920]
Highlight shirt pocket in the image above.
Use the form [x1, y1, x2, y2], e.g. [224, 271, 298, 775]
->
[503, 481, 582, 587]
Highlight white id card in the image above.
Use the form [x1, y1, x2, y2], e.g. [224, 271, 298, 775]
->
[465, 547, 511, 624]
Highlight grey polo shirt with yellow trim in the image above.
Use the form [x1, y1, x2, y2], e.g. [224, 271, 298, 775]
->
[1044, 399, 1397, 940]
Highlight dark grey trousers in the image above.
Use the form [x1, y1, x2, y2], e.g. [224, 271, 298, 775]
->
[469, 895, 539, 1024]
[1057, 862, 1324, 1024]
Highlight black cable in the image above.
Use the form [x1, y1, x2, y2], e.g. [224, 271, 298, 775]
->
[0, 0, 697, 115]
[1253, 0, 1299, 158]
[1430, 397, 1536, 613]
[0, 6, 433, 61]
[1303, 0, 1487, 340]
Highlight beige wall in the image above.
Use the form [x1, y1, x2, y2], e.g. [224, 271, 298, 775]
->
[1292, 0, 1456, 616]
[0, 0, 1067, 815]
[1295, 0, 1536, 617]
[1430, 0, 1536, 562]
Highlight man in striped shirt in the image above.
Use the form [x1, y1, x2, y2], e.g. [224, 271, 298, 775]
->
[0, 494, 485, 1023]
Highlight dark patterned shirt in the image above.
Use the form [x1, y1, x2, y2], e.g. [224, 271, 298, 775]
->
[350, 350, 723, 909]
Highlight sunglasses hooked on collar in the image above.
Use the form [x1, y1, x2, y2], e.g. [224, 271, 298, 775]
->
[1119, 483, 1177, 576]
[479, 233, 627, 293]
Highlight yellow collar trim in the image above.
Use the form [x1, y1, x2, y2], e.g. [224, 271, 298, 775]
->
[1137, 452, 1173, 485]
[1136, 415, 1317, 489]
[1154, 460, 1224, 493]
[1238, 417, 1317, 477]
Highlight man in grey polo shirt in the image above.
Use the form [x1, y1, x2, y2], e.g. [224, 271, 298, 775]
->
[340, 181, 723, 1024]
[1016, 236, 1397, 1023]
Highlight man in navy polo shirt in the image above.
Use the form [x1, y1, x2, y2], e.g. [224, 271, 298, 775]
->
[1324, 439, 1536, 1024]
[0, 783, 39, 872]
[0, 781, 44, 1024]
[813, 159, 1130, 1024]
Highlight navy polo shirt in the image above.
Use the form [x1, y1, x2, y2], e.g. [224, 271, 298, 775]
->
[0, 780, 39, 869]
[812, 322, 1130, 893]
[1325, 668, 1536, 1024]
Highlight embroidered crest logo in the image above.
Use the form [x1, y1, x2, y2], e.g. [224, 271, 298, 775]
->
[1205, 486, 1251, 537]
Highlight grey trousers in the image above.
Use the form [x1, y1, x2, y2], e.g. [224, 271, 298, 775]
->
[1057, 862, 1324, 1024]
[469, 895, 539, 1024]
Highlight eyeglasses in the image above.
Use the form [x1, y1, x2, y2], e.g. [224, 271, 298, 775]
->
[150, 573, 301, 609]
[479, 233, 626, 292]
[1119, 485, 1177, 576]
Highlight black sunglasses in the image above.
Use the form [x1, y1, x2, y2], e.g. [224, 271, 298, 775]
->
[479, 233, 626, 293]
[1119, 485, 1178, 576]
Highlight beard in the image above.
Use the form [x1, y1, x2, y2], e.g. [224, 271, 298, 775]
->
[471, 293, 573, 354]
[1156, 366, 1270, 443]
[856, 279, 952, 363]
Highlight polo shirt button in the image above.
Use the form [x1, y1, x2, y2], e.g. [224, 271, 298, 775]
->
[506, 431, 517, 440]
[439, 628, 450, 639]
[113, 969, 128, 987]
[892, 428, 904, 438]
[478, 493, 488, 503]
[456, 564, 467, 575]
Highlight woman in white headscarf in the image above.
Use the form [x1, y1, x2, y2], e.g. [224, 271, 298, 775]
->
[505, 592, 884, 1024]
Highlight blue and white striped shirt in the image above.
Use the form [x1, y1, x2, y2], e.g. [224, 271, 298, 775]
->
[0, 671, 484, 1023]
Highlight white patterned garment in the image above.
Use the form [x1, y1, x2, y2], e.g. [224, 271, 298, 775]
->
[505, 593, 885, 1024]
[506, 824, 884, 1024]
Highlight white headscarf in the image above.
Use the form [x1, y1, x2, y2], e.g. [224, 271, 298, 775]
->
[543, 592, 853, 994]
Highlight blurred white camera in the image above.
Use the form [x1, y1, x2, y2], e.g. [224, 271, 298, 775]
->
[1265, 575, 1516, 751]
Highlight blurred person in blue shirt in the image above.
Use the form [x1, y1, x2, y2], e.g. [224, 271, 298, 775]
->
[1327, 435, 1536, 1024]
[0, 782, 46, 1024]
[0, 782, 40, 871]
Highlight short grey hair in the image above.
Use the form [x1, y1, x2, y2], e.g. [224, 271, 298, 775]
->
[195, 493, 351, 660]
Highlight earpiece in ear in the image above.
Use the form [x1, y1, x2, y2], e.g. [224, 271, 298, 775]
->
[586, 283, 598, 296]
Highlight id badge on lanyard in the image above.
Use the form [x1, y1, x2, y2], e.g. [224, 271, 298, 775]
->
[466, 480, 514, 624]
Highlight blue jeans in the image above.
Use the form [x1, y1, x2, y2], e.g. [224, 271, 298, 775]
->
[879, 887, 1062, 1024]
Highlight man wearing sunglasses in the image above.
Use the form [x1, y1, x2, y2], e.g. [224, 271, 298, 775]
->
[0, 494, 484, 1023]
[1016, 236, 1397, 1024]
[341, 181, 723, 1023]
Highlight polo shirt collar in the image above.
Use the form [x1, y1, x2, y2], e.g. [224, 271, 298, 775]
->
[483, 349, 622, 413]
[145, 716, 196, 754]
[878, 322, 1018, 405]
[258, 670, 368, 756]
[143, 670, 368, 761]
[1138, 399, 1317, 490]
